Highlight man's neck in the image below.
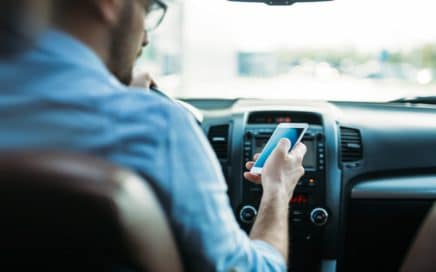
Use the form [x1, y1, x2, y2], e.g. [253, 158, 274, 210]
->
[54, 20, 111, 69]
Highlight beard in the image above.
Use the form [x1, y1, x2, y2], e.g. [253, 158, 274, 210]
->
[108, 1, 136, 85]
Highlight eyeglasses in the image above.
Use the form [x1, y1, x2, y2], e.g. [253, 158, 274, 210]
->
[144, 0, 167, 32]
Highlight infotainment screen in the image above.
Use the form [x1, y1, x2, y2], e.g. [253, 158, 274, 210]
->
[302, 139, 316, 170]
[254, 138, 316, 169]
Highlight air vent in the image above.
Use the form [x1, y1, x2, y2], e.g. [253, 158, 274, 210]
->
[248, 111, 322, 125]
[208, 125, 230, 160]
[340, 127, 363, 163]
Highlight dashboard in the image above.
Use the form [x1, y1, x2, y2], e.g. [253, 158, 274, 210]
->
[238, 113, 327, 271]
[183, 98, 436, 272]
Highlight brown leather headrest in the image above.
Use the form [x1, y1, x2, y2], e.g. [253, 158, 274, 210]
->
[0, 151, 183, 272]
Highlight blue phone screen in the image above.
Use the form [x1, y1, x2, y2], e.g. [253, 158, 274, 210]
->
[253, 127, 305, 169]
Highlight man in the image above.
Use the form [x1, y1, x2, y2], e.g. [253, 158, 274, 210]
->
[0, 0, 307, 271]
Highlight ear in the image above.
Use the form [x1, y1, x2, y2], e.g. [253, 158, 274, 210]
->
[92, 0, 124, 26]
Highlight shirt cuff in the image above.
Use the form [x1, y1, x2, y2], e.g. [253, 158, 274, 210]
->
[251, 240, 287, 271]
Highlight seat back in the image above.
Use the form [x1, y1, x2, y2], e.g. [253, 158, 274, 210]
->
[401, 202, 436, 272]
[0, 151, 183, 271]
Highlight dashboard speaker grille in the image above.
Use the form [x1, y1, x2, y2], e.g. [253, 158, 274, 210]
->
[208, 125, 230, 160]
[340, 127, 363, 163]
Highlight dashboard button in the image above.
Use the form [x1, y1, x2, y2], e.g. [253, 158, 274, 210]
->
[240, 205, 257, 224]
[292, 210, 305, 216]
[249, 186, 262, 193]
[308, 178, 317, 187]
[316, 134, 324, 141]
[310, 208, 329, 226]
[292, 217, 303, 223]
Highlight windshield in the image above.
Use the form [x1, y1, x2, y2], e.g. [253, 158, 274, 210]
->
[136, 0, 436, 102]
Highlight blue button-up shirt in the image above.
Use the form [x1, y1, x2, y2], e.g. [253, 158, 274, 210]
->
[0, 30, 286, 271]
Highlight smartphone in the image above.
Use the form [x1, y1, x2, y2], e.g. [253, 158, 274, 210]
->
[250, 123, 309, 174]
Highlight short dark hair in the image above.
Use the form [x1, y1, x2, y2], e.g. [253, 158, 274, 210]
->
[52, 0, 95, 23]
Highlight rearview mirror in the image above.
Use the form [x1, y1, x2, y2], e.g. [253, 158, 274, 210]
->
[228, 0, 332, 5]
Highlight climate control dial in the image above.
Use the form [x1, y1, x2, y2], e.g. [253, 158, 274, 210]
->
[240, 205, 257, 224]
[310, 208, 329, 226]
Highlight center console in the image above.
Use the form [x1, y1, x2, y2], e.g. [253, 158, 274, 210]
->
[237, 111, 328, 272]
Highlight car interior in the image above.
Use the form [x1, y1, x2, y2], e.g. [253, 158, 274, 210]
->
[2, 0, 436, 271]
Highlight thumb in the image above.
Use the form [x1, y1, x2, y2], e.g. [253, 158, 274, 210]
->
[270, 138, 291, 159]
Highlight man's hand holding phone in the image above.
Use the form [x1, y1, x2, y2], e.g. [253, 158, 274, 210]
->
[244, 138, 307, 262]
[244, 139, 307, 200]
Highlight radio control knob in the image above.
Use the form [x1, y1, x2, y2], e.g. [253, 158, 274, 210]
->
[240, 205, 257, 224]
[310, 208, 329, 226]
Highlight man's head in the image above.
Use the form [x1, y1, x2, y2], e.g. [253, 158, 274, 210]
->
[0, 0, 51, 57]
[53, 0, 165, 85]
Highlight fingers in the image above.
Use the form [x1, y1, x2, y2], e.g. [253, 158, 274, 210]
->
[245, 161, 261, 184]
[245, 161, 255, 170]
[131, 71, 157, 90]
[245, 153, 261, 170]
[150, 79, 158, 89]
[142, 73, 155, 89]
[270, 138, 291, 160]
[294, 142, 307, 155]
[297, 166, 305, 177]
[289, 143, 307, 164]
[278, 138, 291, 156]
[244, 172, 262, 185]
